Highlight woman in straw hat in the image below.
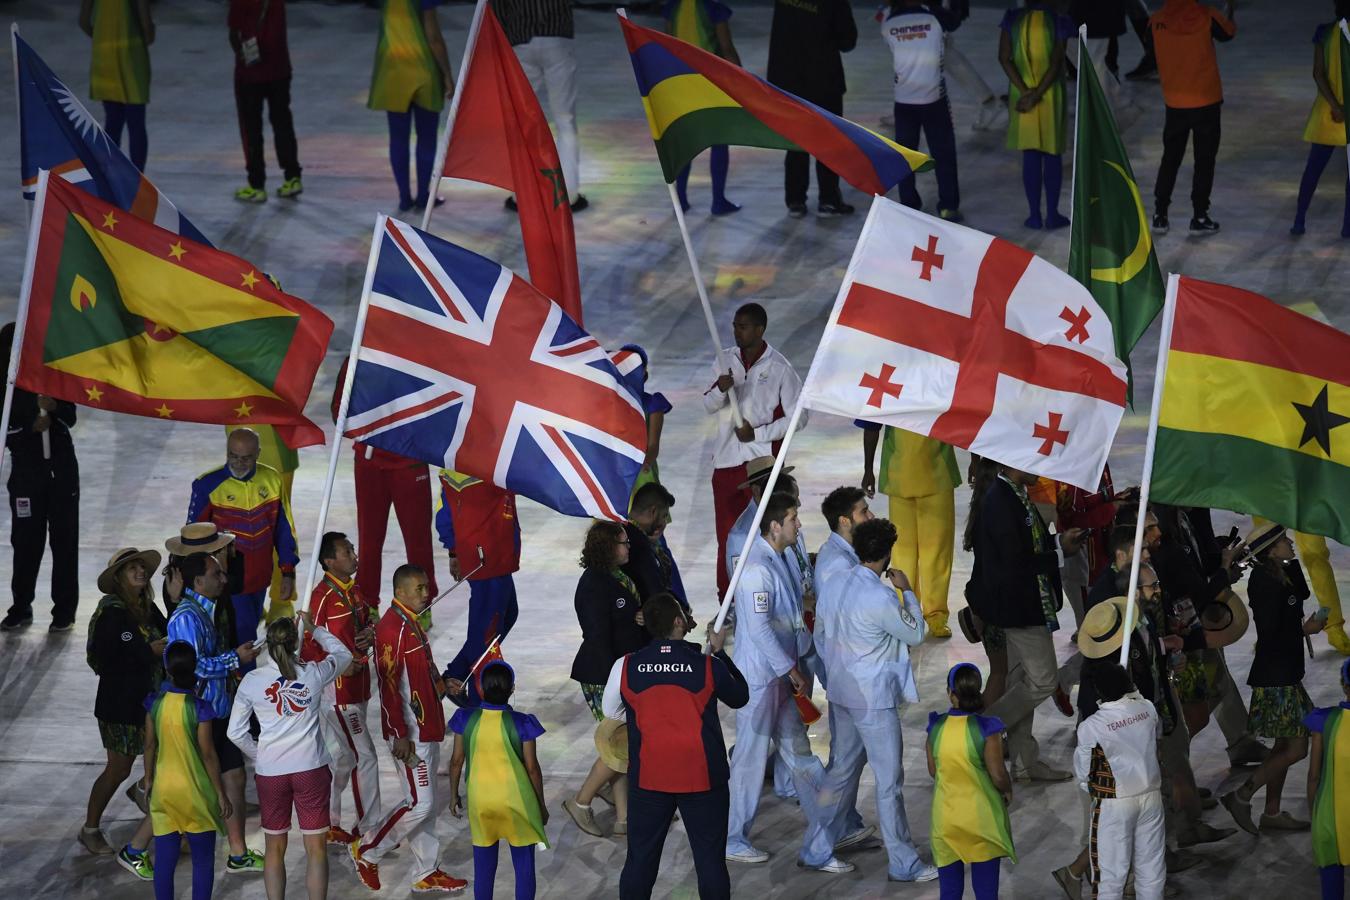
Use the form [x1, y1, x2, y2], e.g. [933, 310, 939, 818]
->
[80, 548, 166, 874]
[564, 521, 648, 837]
[1222, 522, 1326, 836]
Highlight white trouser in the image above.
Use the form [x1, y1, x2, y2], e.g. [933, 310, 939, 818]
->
[726, 679, 826, 855]
[942, 33, 994, 103]
[321, 702, 383, 835]
[358, 741, 440, 883]
[513, 36, 580, 201]
[1089, 790, 1166, 900]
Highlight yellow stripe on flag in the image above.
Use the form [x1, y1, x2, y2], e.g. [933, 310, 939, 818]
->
[1161, 350, 1350, 467]
[642, 72, 740, 140]
[46, 331, 281, 401]
[74, 213, 297, 334]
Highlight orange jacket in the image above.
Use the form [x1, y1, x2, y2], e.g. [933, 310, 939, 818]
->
[1151, 0, 1236, 109]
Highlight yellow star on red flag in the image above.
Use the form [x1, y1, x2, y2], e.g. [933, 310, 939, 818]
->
[85, 385, 104, 402]
[234, 401, 254, 418]
[168, 241, 186, 261]
[241, 270, 260, 290]
[101, 211, 118, 231]
[155, 403, 174, 418]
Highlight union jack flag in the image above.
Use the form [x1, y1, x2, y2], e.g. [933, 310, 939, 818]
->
[14, 30, 206, 242]
[344, 218, 648, 521]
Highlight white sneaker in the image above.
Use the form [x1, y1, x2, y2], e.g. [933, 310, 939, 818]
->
[798, 856, 855, 874]
[834, 824, 876, 851]
[726, 847, 770, 864]
[890, 864, 940, 883]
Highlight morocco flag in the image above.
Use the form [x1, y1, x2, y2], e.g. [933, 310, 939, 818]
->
[1068, 39, 1164, 388]
[441, 5, 582, 325]
[1152, 276, 1350, 544]
[800, 196, 1128, 491]
[14, 172, 333, 447]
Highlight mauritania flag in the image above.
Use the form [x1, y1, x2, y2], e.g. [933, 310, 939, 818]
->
[1151, 276, 1350, 544]
[618, 16, 930, 194]
[15, 173, 333, 448]
[1068, 40, 1163, 387]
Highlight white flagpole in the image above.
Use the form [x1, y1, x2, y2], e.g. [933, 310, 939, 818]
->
[11, 24, 48, 461]
[1067, 24, 1085, 236]
[710, 199, 885, 635]
[298, 214, 385, 614]
[421, 0, 489, 231]
[617, 8, 744, 426]
[1119, 273, 1179, 665]
[0, 168, 51, 493]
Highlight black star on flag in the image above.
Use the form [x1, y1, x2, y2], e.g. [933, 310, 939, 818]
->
[1292, 384, 1350, 456]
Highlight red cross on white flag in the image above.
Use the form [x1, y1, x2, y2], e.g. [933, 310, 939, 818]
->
[800, 197, 1128, 490]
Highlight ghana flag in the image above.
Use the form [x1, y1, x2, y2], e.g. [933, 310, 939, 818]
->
[14, 173, 333, 448]
[1151, 276, 1350, 544]
[618, 16, 930, 194]
[1068, 36, 1163, 390]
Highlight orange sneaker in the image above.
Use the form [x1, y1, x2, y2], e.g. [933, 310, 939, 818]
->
[348, 842, 380, 891]
[327, 826, 358, 845]
[412, 870, 468, 893]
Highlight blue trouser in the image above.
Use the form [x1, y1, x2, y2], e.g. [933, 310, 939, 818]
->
[726, 679, 827, 855]
[938, 859, 1000, 899]
[472, 842, 535, 900]
[387, 104, 440, 207]
[1294, 143, 1350, 234]
[445, 575, 518, 702]
[1021, 150, 1064, 220]
[676, 146, 732, 211]
[1324, 864, 1347, 900]
[103, 101, 147, 172]
[622, 784, 730, 900]
[153, 830, 216, 900]
[894, 97, 960, 214]
[800, 704, 925, 880]
[231, 588, 267, 671]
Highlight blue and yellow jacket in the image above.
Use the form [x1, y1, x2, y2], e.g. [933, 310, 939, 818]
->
[187, 463, 298, 594]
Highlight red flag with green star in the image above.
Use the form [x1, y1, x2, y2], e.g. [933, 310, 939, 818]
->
[15, 173, 333, 447]
[441, 5, 582, 324]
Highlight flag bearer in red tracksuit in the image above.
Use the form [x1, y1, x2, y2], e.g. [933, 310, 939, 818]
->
[349, 564, 466, 894]
[435, 469, 521, 705]
[188, 427, 298, 654]
[332, 359, 439, 607]
[300, 531, 382, 845]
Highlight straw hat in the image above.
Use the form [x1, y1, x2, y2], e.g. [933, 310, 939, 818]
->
[97, 547, 163, 595]
[1245, 521, 1287, 559]
[1199, 588, 1250, 649]
[1077, 596, 1140, 659]
[737, 456, 795, 491]
[166, 522, 235, 556]
[594, 719, 629, 773]
[957, 606, 983, 645]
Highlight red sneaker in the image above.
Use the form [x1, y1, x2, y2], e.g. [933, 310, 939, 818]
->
[327, 826, 358, 845]
[412, 870, 468, 893]
[348, 842, 380, 891]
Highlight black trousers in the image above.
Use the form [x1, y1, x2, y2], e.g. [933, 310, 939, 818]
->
[785, 93, 843, 206]
[620, 783, 730, 900]
[7, 464, 79, 623]
[235, 76, 302, 189]
[1154, 103, 1221, 218]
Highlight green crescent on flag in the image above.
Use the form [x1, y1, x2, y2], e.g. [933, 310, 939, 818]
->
[1068, 50, 1164, 395]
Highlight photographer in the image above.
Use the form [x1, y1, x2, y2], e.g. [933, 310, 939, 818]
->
[1221, 523, 1325, 835]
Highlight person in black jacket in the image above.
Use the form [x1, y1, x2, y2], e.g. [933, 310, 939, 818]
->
[80, 548, 167, 860]
[624, 482, 695, 627]
[766, 0, 858, 217]
[565, 520, 648, 839]
[1222, 523, 1325, 836]
[0, 323, 80, 632]
[971, 465, 1084, 781]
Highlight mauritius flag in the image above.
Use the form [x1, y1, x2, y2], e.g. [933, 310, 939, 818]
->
[618, 16, 930, 194]
[1151, 276, 1350, 545]
[15, 173, 333, 448]
[1068, 36, 1164, 389]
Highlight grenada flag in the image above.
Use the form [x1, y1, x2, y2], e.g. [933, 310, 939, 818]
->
[14, 172, 332, 448]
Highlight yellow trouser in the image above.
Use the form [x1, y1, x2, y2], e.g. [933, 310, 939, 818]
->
[888, 491, 956, 621]
[1252, 516, 1343, 629]
[264, 470, 297, 624]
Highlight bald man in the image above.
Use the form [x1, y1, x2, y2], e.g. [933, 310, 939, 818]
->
[188, 428, 299, 654]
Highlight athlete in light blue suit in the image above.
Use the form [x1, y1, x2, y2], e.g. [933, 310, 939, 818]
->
[801, 517, 939, 883]
[725, 493, 840, 869]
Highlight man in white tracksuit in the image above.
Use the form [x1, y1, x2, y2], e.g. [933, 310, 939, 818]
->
[1074, 661, 1166, 900]
[725, 492, 836, 868]
[801, 517, 937, 882]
